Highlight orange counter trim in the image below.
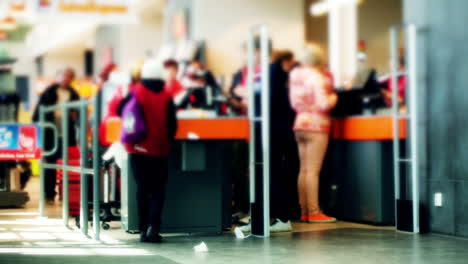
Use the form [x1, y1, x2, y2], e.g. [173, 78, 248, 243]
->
[103, 116, 405, 143]
[175, 119, 250, 140]
[103, 118, 250, 142]
[331, 116, 407, 141]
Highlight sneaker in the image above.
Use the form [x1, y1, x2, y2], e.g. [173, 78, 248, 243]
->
[307, 213, 337, 223]
[139, 231, 147, 242]
[239, 215, 250, 225]
[145, 234, 163, 243]
[270, 220, 292, 233]
[238, 223, 251, 233]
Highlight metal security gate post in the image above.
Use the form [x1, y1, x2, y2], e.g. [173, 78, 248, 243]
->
[61, 105, 70, 227]
[92, 93, 102, 240]
[38, 107, 59, 218]
[39, 107, 46, 218]
[79, 100, 89, 236]
[259, 25, 271, 238]
[390, 26, 400, 229]
[247, 30, 256, 206]
[247, 24, 271, 237]
[390, 24, 420, 234]
[407, 24, 420, 234]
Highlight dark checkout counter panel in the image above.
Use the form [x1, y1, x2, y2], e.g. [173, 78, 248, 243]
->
[120, 114, 406, 232]
[121, 118, 249, 234]
[322, 115, 407, 225]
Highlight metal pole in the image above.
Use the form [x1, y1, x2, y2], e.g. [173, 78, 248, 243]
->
[260, 25, 270, 238]
[62, 105, 70, 227]
[247, 30, 256, 205]
[79, 100, 89, 236]
[39, 107, 46, 218]
[390, 26, 400, 228]
[92, 94, 102, 240]
[110, 164, 116, 202]
[407, 24, 420, 234]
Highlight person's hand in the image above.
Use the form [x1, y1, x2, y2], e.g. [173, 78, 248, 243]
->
[329, 93, 338, 107]
[233, 85, 247, 98]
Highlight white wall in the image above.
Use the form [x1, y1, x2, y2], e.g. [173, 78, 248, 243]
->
[192, 0, 305, 80]
[0, 42, 35, 77]
[94, 21, 163, 74]
[305, 0, 403, 74]
[44, 50, 86, 78]
[119, 21, 163, 69]
[358, 0, 402, 73]
[1, 42, 37, 117]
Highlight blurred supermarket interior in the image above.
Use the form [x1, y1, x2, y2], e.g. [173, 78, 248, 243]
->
[0, 0, 468, 263]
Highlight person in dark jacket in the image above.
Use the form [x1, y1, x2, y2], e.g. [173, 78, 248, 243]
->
[268, 51, 300, 231]
[32, 68, 80, 204]
[120, 59, 177, 243]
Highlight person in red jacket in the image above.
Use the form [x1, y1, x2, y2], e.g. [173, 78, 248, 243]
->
[119, 59, 177, 243]
[163, 59, 185, 98]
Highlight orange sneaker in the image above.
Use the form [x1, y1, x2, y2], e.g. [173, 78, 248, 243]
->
[307, 213, 337, 223]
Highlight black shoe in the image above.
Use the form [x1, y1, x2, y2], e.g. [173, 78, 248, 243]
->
[146, 234, 163, 243]
[145, 226, 163, 243]
[140, 232, 147, 242]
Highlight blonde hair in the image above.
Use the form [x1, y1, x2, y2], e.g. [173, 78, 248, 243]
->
[298, 44, 325, 67]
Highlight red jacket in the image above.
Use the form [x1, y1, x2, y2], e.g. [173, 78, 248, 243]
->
[125, 81, 177, 157]
[165, 79, 185, 98]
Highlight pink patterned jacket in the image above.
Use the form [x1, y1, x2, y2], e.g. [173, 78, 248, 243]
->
[289, 66, 336, 133]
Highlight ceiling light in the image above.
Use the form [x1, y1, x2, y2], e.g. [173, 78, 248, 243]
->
[310, 0, 363, 17]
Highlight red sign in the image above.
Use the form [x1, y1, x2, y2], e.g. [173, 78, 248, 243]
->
[0, 124, 41, 160]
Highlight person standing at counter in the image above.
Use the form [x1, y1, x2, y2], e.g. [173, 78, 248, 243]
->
[163, 59, 185, 100]
[268, 50, 300, 231]
[289, 45, 338, 223]
[120, 59, 178, 243]
[228, 38, 263, 116]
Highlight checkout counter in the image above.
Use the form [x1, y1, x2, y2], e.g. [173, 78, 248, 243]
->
[321, 115, 407, 225]
[118, 114, 405, 233]
[114, 75, 406, 231]
[120, 117, 249, 233]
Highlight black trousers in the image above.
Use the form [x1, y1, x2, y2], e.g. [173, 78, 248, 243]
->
[231, 141, 249, 214]
[270, 133, 300, 221]
[129, 154, 169, 234]
[252, 122, 300, 228]
[44, 138, 62, 200]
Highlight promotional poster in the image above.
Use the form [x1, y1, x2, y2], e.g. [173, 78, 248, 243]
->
[0, 124, 41, 160]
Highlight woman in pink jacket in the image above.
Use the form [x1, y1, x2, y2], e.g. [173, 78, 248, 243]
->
[289, 45, 338, 223]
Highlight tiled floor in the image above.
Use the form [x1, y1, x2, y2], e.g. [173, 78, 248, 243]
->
[1, 178, 468, 264]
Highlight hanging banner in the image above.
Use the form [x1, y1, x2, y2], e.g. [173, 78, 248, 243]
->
[33, 0, 138, 24]
[0, 124, 41, 160]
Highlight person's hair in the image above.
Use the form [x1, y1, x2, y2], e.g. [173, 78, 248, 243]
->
[298, 44, 325, 67]
[272, 50, 294, 64]
[163, 59, 179, 69]
[64, 67, 76, 78]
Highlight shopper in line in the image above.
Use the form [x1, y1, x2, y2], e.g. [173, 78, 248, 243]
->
[119, 59, 177, 243]
[228, 38, 263, 116]
[163, 59, 185, 100]
[33, 68, 80, 205]
[268, 50, 300, 231]
[289, 45, 338, 223]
